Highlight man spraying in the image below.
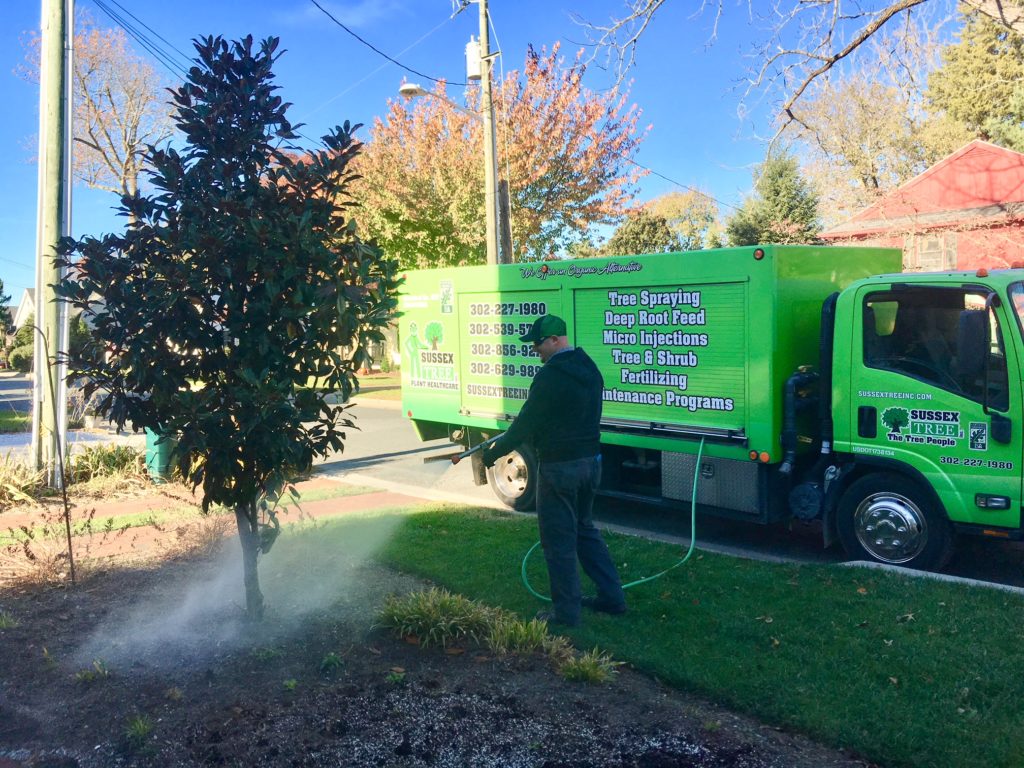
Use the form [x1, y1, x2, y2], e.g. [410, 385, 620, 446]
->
[483, 315, 627, 627]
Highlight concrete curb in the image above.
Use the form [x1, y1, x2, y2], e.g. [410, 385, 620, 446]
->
[841, 559, 1024, 596]
[347, 397, 402, 411]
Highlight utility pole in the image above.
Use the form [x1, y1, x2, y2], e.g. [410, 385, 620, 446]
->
[477, 0, 506, 265]
[32, 0, 72, 485]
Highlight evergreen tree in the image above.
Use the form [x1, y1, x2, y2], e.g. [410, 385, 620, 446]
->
[0, 278, 10, 334]
[983, 84, 1024, 152]
[726, 153, 821, 246]
[928, 10, 1024, 150]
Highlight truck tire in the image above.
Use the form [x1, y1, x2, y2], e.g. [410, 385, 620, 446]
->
[486, 445, 537, 511]
[836, 473, 954, 571]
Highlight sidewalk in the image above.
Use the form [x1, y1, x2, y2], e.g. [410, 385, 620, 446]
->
[0, 428, 145, 458]
[0, 474, 428, 566]
[0, 372, 143, 457]
[0, 397, 400, 460]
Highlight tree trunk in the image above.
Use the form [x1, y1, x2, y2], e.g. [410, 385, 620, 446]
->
[235, 501, 264, 620]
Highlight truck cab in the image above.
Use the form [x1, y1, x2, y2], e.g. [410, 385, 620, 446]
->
[827, 271, 1023, 569]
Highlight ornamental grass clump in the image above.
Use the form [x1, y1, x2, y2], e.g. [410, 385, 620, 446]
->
[558, 647, 622, 684]
[378, 587, 495, 648]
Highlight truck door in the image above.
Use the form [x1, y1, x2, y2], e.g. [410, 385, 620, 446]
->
[852, 284, 1021, 532]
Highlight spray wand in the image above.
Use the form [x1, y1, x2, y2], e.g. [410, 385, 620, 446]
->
[450, 434, 501, 465]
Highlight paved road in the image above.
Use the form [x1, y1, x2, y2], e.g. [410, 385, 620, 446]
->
[321, 401, 1024, 590]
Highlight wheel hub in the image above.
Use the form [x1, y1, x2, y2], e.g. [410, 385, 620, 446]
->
[854, 491, 928, 564]
[491, 452, 528, 499]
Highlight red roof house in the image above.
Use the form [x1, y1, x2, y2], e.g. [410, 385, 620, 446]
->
[820, 140, 1024, 271]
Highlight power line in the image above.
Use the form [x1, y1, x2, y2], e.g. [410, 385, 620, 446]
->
[309, 0, 466, 87]
[300, 13, 455, 122]
[100, 0, 193, 66]
[615, 151, 740, 212]
[85, 2, 328, 148]
[89, 0, 191, 80]
[484, 8, 735, 215]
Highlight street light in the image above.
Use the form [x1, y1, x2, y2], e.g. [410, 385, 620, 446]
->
[398, 78, 505, 265]
[399, 83, 478, 120]
[397, 83, 428, 100]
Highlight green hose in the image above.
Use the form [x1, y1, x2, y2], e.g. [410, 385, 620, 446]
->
[521, 437, 706, 602]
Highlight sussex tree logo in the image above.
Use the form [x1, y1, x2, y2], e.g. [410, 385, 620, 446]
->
[881, 407, 910, 435]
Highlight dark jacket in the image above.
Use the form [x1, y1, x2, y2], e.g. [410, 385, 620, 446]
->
[488, 347, 603, 463]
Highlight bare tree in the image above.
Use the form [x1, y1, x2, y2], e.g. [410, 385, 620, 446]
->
[577, 0, 1024, 137]
[19, 10, 174, 198]
[791, 19, 973, 223]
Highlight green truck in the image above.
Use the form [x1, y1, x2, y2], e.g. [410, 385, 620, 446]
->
[399, 245, 1024, 570]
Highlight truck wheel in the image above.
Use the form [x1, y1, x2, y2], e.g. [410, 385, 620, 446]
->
[486, 445, 537, 511]
[836, 473, 954, 571]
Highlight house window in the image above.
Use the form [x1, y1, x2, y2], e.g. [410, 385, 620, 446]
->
[903, 232, 957, 271]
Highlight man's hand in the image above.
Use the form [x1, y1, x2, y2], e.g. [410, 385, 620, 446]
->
[482, 444, 502, 469]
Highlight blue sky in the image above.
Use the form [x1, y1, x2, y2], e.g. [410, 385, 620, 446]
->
[1, 0, 785, 302]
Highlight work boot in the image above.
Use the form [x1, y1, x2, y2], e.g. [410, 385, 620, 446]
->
[581, 596, 627, 615]
[535, 609, 579, 628]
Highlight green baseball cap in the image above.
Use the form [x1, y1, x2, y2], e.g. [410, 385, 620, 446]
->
[520, 314, 567, 343]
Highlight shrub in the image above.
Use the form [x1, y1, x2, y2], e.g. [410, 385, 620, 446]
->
[8, 346, 32, 373]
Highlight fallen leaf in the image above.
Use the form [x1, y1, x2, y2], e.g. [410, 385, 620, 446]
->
[857, 587, 868, 595]
[404, 635, 420, 645]
[889, 677, 899, 686]
[390, 667, 405, 674]
[445, 647, 465, 655]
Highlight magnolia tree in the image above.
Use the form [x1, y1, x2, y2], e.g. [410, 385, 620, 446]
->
[57, 36, 399, 619]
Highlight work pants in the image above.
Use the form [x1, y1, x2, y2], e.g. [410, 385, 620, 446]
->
[536, 455, 625, 624]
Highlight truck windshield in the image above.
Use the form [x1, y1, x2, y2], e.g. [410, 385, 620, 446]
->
[863, 286, 1009, 409]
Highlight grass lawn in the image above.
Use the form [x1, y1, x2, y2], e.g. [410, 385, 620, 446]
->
[354, 371, 400, 399]
[301, 371, 402, 400]
[0, 410, 29, 434]
[340, 504, 1024, 768]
